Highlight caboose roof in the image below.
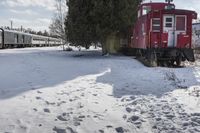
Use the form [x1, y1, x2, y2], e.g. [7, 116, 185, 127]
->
[139, 2, 175, 10]
[139, 2, 197, 19]
[161, 9, 197, 19]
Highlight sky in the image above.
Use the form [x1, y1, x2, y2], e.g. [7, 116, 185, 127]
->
[144, 0, 200, 18]
[0, 0, 199, 32]
[0, 0, 66, 32]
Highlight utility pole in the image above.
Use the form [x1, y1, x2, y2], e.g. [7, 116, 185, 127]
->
[10, 20, 13, 30]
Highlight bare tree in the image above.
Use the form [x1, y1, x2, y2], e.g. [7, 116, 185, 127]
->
[49, 0, 67, 49]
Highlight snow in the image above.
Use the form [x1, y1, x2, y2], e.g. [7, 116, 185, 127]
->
[193, 34, 200, 48]
[0, 46, 200, 133]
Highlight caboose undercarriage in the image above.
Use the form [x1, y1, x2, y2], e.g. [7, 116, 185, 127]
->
[136, 48, 195, 67]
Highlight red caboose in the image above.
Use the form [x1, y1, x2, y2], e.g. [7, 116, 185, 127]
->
[130, 0, 197, 66]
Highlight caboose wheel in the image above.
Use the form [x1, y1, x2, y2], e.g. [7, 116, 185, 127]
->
[136, 49, 143, 58]
[176, 56, 181, 66]
[148, 51, 157, 67]
[170, 60, 175, 66]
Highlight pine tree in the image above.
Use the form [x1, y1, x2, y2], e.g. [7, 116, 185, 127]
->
[65, 0, 141, 52]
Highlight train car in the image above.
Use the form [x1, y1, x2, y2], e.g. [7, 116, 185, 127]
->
[48, 37, 62, 46]
[3, 30, 32, 48]
[0, 28, 62, 48]
[32, 35, 62, 47]
[129, 0, 197, 66]
[0, 29, 32, 48]
[32, 34, 49, 47]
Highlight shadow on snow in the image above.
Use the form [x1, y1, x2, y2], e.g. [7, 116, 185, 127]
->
[0, 48, 199, 99]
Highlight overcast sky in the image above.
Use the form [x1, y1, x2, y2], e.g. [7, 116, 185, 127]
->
[0, 0, 60, 31]
[0, 0, 199, 32]
[144, 0, 200, 18]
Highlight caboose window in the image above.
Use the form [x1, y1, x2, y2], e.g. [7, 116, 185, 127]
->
[166, 23, 172, 27]
[142, 6, 151, 16]
[152, 18, 160, 32]
[166, 18, 172, 22]
[176, 16, 186, 31]
[165, 17, 173, 28]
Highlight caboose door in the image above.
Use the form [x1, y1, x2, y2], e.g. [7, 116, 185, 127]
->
[175, 15, 187, 46]
[163, 15, 175, 47]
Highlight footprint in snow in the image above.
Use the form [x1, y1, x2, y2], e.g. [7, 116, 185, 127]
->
[73, 117, 82, 126]
[43, 108, 50, 113]
[127, 115, 139, 122]
[37, 91, 43, 94]
[115, 127, 126, 133]
[66, 127, 77, 133]
[125, 107, 132, 113]
[93, 94, 98, 96]
[45, 101, 56, 105]
[57, 101, 66, 106]
[15, 120, 29, 133]
[57, 91, 69, 96]
[106, 125, 113, 128]
[99, 129, 104, 133]
[57, 116, 68, 121]
[78, 115, 85, 119]
[127, 115, 145, 128]
[33, 108, 38, 112]
[80, 93, 85, 97]
[38, 124, 42, 127]
[77, 102, 84, 109]
[57, 113, 70, 121]
[73, 122, 80, 127]
[53, 126, 66, 133]
[95, 88, 102, 90]
[35, 96, 42, 100]
[4, 124, 15, 132]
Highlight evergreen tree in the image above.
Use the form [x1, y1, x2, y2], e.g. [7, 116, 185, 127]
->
[65, 0, 141, 52]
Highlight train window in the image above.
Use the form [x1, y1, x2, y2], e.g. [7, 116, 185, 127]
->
[152, 18, 160, 32]
[14, 34, 19, 43]
[22, 35, 25, 43]
[176, 16, 186, 31]
[142, 6, 151, 16]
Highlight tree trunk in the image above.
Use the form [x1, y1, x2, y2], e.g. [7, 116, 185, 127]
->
[101, 33, 120, 55]
[101, 40, 107, 55]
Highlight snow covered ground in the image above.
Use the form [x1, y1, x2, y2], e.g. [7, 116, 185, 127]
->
[0, 46, 200, 133]
[192, 34, 200, 48]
